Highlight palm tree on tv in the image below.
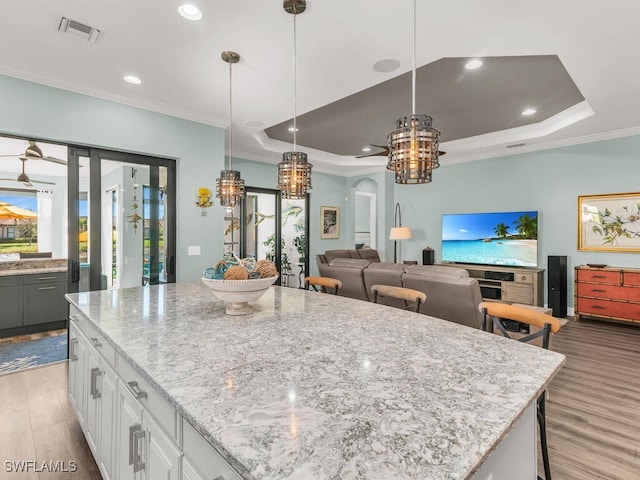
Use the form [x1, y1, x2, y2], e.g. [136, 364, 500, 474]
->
[494, 222, 510, 239]
[514, 213, 538, 239]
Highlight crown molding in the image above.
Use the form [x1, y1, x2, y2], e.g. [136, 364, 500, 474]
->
[0, 66, 229, 128]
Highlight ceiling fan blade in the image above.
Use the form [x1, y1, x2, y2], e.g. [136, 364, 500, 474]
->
[355, 151, 388, 159]
[0, 154, 20, 157]
[30, 178, 56, 185]
[42, 155, 68, 165]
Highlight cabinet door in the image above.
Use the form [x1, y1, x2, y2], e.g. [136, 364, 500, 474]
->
[0, 284, 23, 329]
[116, 380, 144, 480]
[143, 410, 181, 480]
[74, 333, 89, 429]
[23, 282, 68, 325]
[98, 363, 118, 480]
[182, 458, 205, 480]
[68, 323, 81, 413]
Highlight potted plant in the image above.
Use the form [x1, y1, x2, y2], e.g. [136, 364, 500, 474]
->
[293, 233, 306, 263]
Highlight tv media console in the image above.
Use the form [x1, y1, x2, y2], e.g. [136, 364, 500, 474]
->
[440, 263, 545, 306]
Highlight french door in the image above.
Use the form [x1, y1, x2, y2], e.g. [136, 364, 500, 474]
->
[67, 147, 176, 293]
[225, 187, 308, 288]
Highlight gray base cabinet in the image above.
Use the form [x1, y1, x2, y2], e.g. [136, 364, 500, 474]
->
[0, 272, 67, 333]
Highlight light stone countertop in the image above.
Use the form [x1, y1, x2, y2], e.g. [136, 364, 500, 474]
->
[0, 259, 67, 276]
[66, 282, 565, 480]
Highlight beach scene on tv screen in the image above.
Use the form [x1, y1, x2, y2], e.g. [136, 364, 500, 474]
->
[442, 211, 538, 267]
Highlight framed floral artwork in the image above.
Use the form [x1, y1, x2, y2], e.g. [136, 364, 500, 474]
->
[578, 192, 640, 252]
[320, 206, 339, 239]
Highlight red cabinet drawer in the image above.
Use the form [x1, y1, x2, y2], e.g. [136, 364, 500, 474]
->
[576, 269, 621, 284]
[623, 271, 640, 286]
[576, 283, 640, 302]
[577, 298, 640, 321]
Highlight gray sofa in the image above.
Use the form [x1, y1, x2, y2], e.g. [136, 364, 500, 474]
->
[316, 252, 483, 329]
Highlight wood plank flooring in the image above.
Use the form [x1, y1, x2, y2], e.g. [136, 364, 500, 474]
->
[0, 362, 100, 479]
[0, 319, 638, 479]
[542, 318, 640, 480]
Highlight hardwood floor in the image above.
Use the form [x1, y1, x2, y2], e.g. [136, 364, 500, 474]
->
[0, 319, 638, 479]
[543, 318, 640, 480]
[0, 362, 100, 480]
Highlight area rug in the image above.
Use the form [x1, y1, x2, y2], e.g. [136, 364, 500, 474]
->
[0, 334, 68, 374]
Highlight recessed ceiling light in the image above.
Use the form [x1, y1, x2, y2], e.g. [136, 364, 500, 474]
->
[123, 75, 142, 85]
[373, 59, 401, 73]
[464, 59, 483, 70]
[522, 108, 537, 116]
[362, 146, 371, 152]
[178, 4, 202, 21]
[245, 120, 264, 127]
[287, 126, 299, 132]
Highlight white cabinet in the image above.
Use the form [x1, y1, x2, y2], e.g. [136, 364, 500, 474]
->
[116, 379, 181, 480]
[98, 361, 118, 480]
[68, 322, 87, 429]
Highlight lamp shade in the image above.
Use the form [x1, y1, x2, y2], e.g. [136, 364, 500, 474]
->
[389, 226, 412, 240]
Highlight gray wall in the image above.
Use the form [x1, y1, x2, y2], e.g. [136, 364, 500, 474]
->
[0, 74, 225, 282]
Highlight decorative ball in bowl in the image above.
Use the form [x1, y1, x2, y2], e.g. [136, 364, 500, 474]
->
[201, 275, 278, 316]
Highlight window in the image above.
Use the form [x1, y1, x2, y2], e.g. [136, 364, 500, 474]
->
[0, 189, 38, 254]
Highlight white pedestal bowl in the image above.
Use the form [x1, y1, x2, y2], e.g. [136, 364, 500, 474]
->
[201, 275, 278, 315]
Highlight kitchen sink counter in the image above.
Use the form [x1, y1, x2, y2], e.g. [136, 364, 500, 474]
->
[66, 282, 565, 480]
[0, 258, 67, 276]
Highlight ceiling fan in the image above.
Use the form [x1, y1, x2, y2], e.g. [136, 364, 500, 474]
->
[0, 140, 68, 165]
[0, 157, 56, 187]
[356, 144, 447, 159]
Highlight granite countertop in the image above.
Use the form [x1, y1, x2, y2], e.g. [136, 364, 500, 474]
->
[66, 283, 565, 480]
[0, 258, 67, 276]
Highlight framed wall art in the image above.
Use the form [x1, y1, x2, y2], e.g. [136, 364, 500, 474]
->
[578, 192, 640, 252]
[320, 206, 339, 239]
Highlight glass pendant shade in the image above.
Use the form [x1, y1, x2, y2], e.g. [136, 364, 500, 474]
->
[387, 114, 440, 184]
[278, 151, 312, 199]
[215, 169, 245, 207]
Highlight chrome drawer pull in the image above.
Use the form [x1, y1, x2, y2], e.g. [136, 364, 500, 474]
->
[129, 424, 141, 466]
[38, 286, 56, 290]
[90, 337, 102, 348]
[70, 338, 78, 361]
[132, 428, 145, 473]
[37, 276, 57, 280]
[90, 368, 102, 399]
[214, 476, 227, 480]
[126, 381, 148, 399]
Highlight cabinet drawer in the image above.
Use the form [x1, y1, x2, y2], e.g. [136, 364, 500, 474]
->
[623, 271, 640, 286]
[23, 272, 68, 284]
[576, 269, 620, 284]
[83, 320, 116, 369]
[0, 275, 23, 287]
[23, 282, 68, 325]
[117, 358, 178, 441]
[577, 298, 640, 321]
[183, 419, 243, 480]
[577, 283, 640, 302]
[514, 272, 533, 284]
[502, 282, 533, 304]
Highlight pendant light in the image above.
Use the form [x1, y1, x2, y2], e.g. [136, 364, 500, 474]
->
[386, 0, 441, 184]
[216, 51, 245, 208]
[277, 0, 313, 199]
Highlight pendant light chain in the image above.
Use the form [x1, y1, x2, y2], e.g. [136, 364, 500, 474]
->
[293, 12, 297, 150]
[228, 58, 233, 171]
[412, 0, 416, 116]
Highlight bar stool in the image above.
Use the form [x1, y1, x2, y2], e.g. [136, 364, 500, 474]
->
[371, 284, 426, 313]
[304, 276, 342, 295]
[480, 301, 562, 480]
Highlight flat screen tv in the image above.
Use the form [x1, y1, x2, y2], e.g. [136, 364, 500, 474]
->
[441, 211, 538, 267]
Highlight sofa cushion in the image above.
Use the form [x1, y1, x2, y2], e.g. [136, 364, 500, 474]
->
[402, 274, 483, 329]
[363, 262, 407, 305]
[358, 249, 381, 262]
[324, 250, 353, 264]
[404, 264, 469, 278]
[329, 258, 372, 269]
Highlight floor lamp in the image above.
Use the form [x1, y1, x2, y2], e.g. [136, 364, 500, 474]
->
[389, 203, 412, 263]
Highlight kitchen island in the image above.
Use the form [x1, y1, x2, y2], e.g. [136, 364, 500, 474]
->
[66, 282, 565, 480]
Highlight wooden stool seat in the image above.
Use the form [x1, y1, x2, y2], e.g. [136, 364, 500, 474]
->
[371, 284, 426, 312]
[304, 276, 342, 295]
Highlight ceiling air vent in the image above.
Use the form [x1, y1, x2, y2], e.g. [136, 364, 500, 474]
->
[58, 17, 102, 43]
